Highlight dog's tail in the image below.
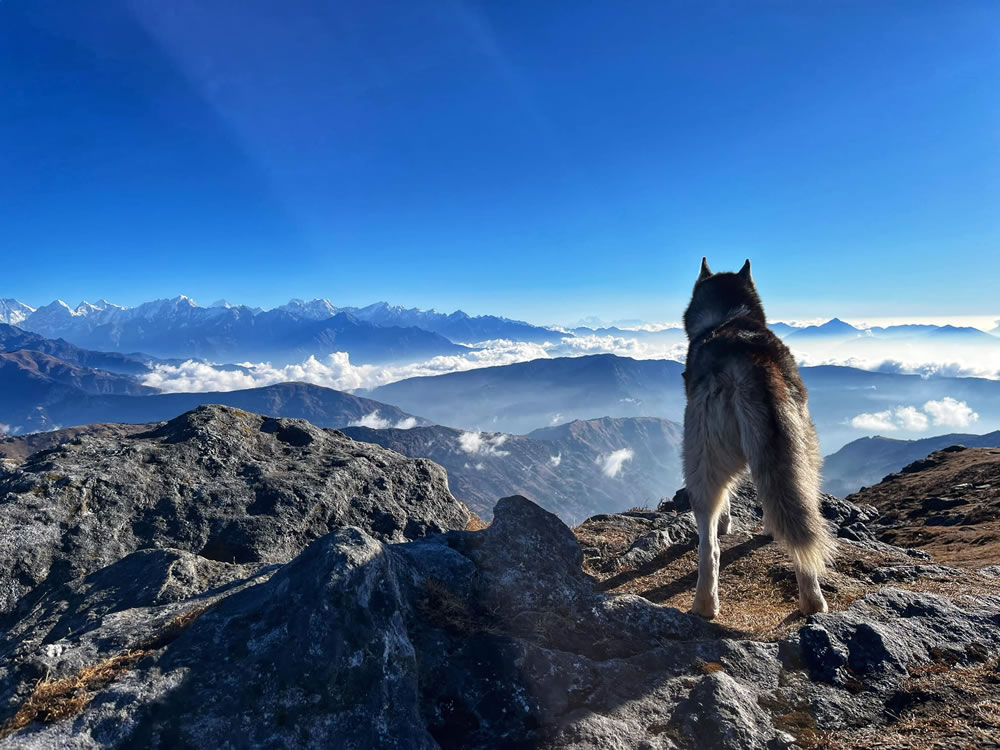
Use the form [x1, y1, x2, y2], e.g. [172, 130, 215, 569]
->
[737, 399, 836, 576]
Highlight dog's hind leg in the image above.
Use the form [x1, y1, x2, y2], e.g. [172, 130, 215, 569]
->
[684, 402, 743, 619]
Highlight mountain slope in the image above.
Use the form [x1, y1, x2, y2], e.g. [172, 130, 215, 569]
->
[367, 354, 1000, 451]
[847, 445, 1000, 567]
[344, 415, 684, 523]
[367, 354, 687, 435]
[0, 351, 158, 433]
[823, 430, 1000, 497]
[0, 323, 153, 375]
[61, 382, 425, 431]
[0, 300, 34, 326]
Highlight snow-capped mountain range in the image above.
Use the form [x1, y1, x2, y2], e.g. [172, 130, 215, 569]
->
[0, 296, 567, 364]
[2, 296, 999, 372]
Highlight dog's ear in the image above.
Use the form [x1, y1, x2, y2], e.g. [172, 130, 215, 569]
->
[738, 258, 753, 283]
[698, 257, 712, 282]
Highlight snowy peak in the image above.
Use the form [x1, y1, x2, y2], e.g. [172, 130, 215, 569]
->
[0, 299, 35, 326]
[278, 298, 339, 320]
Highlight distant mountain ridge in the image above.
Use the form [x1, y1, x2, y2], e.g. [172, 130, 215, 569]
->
[367, 353, 688, 436]
[0, 378, 426, 436]
[344, 415, 684, 523]
[11, 296, 566, 357]
[15, 297, 468, 365]
[0, 323, 154, 376]
[368, 354, 1000, 452]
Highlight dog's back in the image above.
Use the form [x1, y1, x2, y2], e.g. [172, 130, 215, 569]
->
[683, 258, 834, 617]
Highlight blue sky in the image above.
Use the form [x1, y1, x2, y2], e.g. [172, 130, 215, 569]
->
[2, 1, 998, 325]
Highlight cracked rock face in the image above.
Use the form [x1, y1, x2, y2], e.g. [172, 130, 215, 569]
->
[1, 409, 999, 749]
[0, 405, 468, 621]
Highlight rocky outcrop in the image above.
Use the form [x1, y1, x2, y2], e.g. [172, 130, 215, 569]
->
[0, 405, 467, 621]
[2, 410, 999, 748]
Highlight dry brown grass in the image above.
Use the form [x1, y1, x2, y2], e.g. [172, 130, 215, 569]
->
[794, 657, 1000, 750]
[465, 511, 489, 531]
[0, 649, 152, 738]
[576, 517, 1000, 640]
[0, 604, 211, 739]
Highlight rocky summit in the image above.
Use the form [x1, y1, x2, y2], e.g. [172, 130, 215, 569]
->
[1, 409, 999, 748]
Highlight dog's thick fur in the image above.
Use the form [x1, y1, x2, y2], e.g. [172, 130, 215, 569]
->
[682, 258, 835, 618]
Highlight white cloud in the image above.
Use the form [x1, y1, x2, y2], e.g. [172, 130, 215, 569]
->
[550, 413, 563, 425]
[456, 431, 510, 457]
[850, 410, 898, 432]
[346, 411, 419, 430]
[850, 397, 977, 433]
[923, 397, 979, 428]
[549, 453, 562, 467]
[0, 423, 10, 436]
[348, 411, 392, 429]
[138, 321, 1000, 403]
[595, 448, 633, 478]
[894, 406, 929, 431]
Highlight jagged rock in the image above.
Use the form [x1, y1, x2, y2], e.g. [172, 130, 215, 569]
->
[672, 672, 775, 750]
[792, 589, 1000, 689]
[3, 409, 1000, 749]
[0, 405, 468, 620]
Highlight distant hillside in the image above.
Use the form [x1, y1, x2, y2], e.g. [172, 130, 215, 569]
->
[846, 445, 1000, 567]
[0, 350, 158, 432]
[367, 354, 1000, 451]
[0, 380, 425, 435]
[367, 354, 688, 436]
[0, 323, 153, 375]
[0, 423, 149, 463]
[823, 430, 1000, 497]
[344, 415, 684, 523]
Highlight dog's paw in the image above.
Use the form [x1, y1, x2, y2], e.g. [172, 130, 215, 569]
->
[798, 594, 828, 616]
[690, 597, 720, 620]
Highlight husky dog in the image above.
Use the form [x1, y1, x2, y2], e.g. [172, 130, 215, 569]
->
[682, 258, 834, 618]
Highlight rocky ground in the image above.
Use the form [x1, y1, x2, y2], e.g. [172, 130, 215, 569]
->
[0, 407, 998, 748]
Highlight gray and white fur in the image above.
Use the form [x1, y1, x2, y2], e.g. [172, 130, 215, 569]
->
[682, 257, 835, 618]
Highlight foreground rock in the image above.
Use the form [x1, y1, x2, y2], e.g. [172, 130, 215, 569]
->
[0, 405, 468, 620]
[1, 413, 999, 748]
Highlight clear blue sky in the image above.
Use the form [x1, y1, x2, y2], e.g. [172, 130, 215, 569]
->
[2, 1, 998, 324]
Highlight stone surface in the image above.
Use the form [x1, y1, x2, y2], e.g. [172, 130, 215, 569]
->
[2, 409, 999, 749]
[0, 405, 468, 620]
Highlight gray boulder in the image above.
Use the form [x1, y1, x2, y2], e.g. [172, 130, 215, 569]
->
[0, 405, 468, 620]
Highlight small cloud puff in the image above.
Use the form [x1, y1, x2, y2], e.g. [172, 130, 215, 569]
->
[549, 453, 562, 467]
[595, 448, 633, 478]
[347, 411, 418, 430]
[456, 431, 510, 457]
[923, 397, 979, 428]
[850, 397, 978, 433]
